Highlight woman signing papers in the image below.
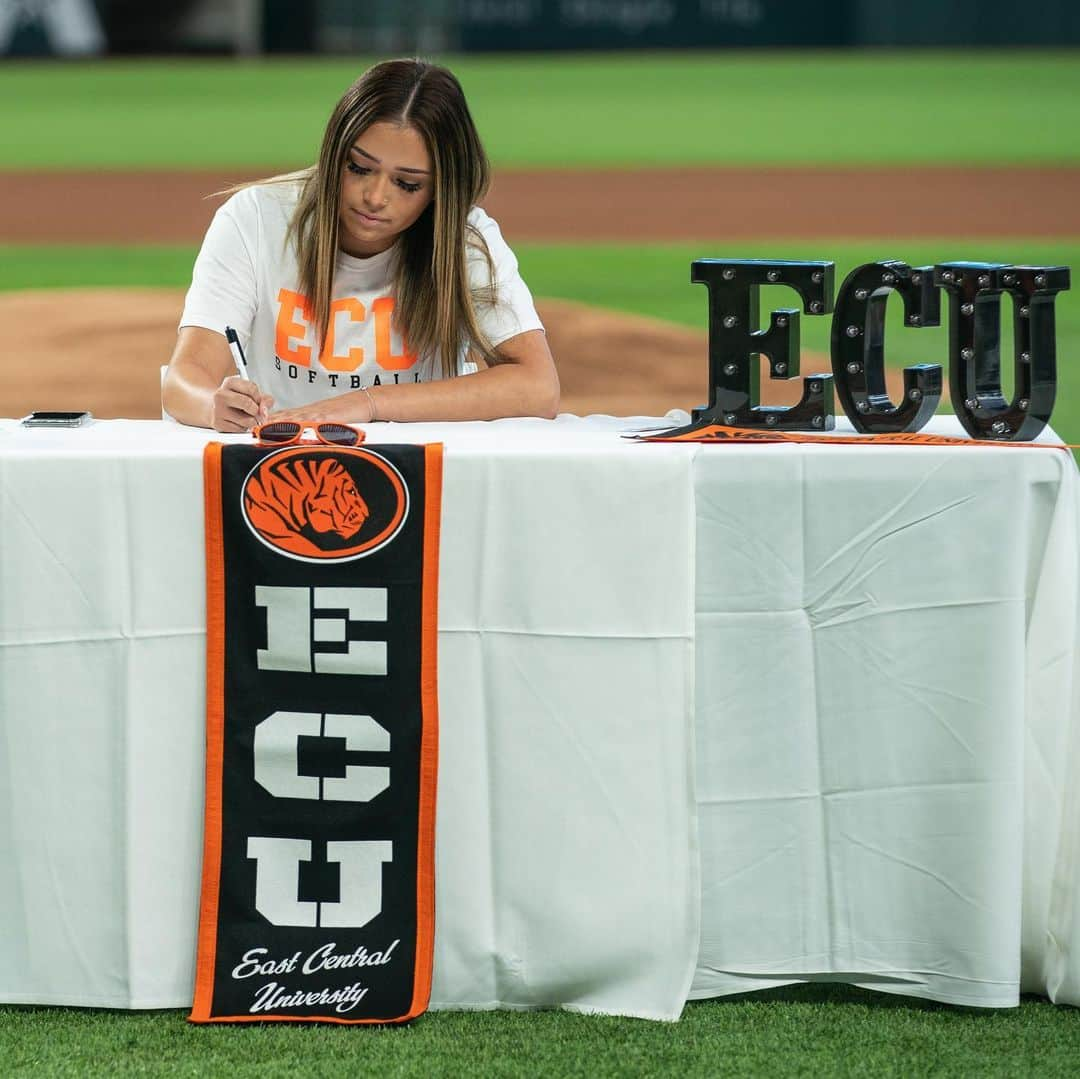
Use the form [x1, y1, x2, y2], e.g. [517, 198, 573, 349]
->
[162, 59, 559, 432]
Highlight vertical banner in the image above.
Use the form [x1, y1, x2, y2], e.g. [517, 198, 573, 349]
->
[191, 441, 442, 1024]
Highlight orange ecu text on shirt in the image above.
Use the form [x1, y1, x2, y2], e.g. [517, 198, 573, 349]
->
[275, 289, 417, 373]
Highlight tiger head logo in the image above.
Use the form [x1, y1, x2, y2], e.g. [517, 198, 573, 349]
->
[241, 446, 408, 562]
[244, 455, 371, 558]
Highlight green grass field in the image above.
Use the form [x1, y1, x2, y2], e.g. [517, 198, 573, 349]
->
[3, 52, 1079, 168]
[3, 51, 1080, 1075]
[4, 984, 1080, 1078]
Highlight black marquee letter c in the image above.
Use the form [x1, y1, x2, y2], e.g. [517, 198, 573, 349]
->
[831, 260, 943, 434]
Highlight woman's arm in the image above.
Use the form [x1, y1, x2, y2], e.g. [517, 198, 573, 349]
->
[162, 327, 275, 431]
[268, 328, 560, 424]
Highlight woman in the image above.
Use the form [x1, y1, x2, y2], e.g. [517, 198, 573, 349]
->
[162, 59, 559, 431]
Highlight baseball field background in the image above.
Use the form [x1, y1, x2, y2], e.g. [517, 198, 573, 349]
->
[2, 52, 1080, 438]
[3, 49, 1080, 1077]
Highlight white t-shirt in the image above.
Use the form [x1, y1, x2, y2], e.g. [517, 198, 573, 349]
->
[179, 181, 544, 411]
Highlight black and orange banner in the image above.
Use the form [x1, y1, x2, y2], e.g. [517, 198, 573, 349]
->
[635, 424, 1076, 450]
[191, 441, 442, 1024]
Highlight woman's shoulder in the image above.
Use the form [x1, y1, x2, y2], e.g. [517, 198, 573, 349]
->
[216, 176, 306, 226]
[467, 204, 502, 238]
[466, 205, 515, 260]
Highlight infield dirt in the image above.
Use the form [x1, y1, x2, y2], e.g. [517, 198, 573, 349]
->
[5, 165, 1072, 419]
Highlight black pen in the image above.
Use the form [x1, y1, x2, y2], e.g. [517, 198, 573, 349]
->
[224, 326, 250, 381]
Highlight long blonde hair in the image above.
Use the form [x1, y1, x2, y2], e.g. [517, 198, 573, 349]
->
[283, 59, 498, 377]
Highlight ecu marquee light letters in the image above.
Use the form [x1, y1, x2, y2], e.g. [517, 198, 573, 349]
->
[684, 258, 1070, 441]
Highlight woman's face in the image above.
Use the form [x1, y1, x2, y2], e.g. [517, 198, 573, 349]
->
[338, 121, 434, 258]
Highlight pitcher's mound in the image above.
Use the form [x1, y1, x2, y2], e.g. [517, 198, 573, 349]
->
[0, 288, 845, 420]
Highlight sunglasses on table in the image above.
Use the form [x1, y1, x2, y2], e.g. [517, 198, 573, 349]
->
[252, 421, 365, 447]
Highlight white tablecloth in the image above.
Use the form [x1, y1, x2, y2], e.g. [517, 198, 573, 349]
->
[1, 415, 1078, 1018]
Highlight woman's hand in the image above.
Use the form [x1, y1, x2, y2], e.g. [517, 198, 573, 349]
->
[211, 375, 274, 432]
[162, 327, 275, 431]
[268, 390, 374, 426]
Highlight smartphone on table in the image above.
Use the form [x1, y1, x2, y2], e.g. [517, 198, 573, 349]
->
[20, 411, 93, 428]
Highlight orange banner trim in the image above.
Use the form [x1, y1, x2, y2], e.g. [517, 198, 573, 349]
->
[410, 442, 443, 1020]
[638, 425, 1078, 449]
[191, 442, 226, 1023]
